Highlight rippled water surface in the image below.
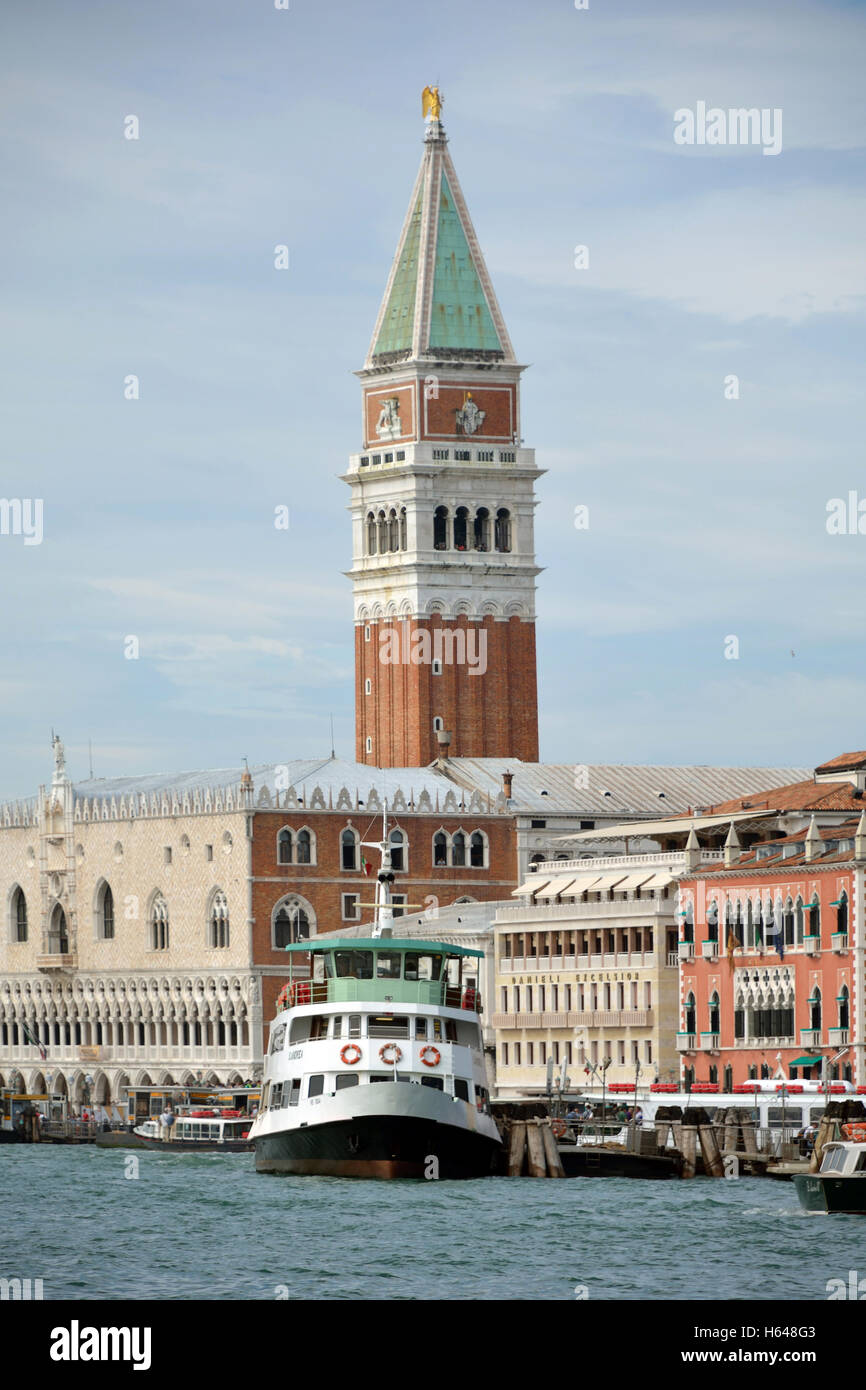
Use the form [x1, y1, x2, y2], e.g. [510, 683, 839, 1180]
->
[2, 1146, 862, 1300]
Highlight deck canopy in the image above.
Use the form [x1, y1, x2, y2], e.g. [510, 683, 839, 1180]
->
[281, 937, 483, 958]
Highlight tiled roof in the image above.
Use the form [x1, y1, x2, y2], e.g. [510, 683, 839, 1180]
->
[709, 778, 866, 814]
[815, 750, 866, 772]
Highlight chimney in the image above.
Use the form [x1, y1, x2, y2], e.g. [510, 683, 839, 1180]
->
[502, 770, 514, 799]
[435, 729, 452, 767]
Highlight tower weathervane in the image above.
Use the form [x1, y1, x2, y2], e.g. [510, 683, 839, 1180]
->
[422, 85, 442, 121]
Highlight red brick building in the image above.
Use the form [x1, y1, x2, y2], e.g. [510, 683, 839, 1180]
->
[677, 753, 866, 1090]
[344, 108, 541, 768]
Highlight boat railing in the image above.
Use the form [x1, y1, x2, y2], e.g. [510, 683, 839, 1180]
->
[279, 980, 479, 1011]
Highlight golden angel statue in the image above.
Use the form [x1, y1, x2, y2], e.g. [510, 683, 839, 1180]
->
[422, 86, 442, 120]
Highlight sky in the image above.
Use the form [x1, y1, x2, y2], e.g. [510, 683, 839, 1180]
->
[1, 0, 865, 797]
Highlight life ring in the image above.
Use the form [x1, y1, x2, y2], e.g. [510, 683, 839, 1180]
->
[551, 1118, 567, 1139]
[340, 1044, 362, 1065]
[379, 1043, 403, 1065]
[420, 1045, 441, 1068]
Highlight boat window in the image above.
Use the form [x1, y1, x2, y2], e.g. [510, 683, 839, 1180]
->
[348, 1015, 363, 1038]
[415, 1017, 427, 1040]
[336, 1074, 359, 1090]
[270, 1023, 286, 1054]
[281, 1088, 292, 1109]
[271, 1083, 283, 1109]
[822, 1147, 846, 1173]
[445, 1019, 457, 1042]
[445, 956, 461, 985]
[432, 1018, 442, 1041]
[288, 1079, 302, 1107]
[332, 1015, 343, 1039]
[856, 1153, 866, 1172]
[207, 1125, 219, 1139]
[309, 1016, 328, 1040]
[421, 1075, 443, 1090]
[454, 1079, 470, 1101]
[376, 951, 403, 980]
[311, 953, 333, 982]
[404, 952, 443, 982]
[261, 1082, 271, 1110]
[371, 1074, 411, 1083]
[809, 1107, 826, 1124]
[335, 950, 374, 979]
[368, 1014, 410, 1039]
[308, 1075, 325, 1098]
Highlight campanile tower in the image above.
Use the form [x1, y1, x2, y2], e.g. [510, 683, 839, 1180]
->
[345, 92, 543, 767]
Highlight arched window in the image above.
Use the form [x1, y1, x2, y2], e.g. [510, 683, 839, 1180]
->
[277, 828, 292, 865]
[11, 887, 27, 943]
[273, 898, 312, 949]
[809, 893, 820, 938]
[474, 507, 489, 551]
[709, 1064, 718, 1085]
[433, 506, 448, 549]
[210, 891, 229, 949]
[296, 828, 313, 865]
[388, 508, 399, 552]
[433, 716, 444, 732]
[783, 895, 795, 946]
[469, 830, 486, 868]
[684, 993, 696, 1034]
[151, 896, 169, 951]
[366, 512, 377, 554]
[706, 900, 718, 942]
[454, 506, 469, 550]
[839, 985, 850, 1030]
[809, 987, 822, 1031]
[837, 891, 848, 935]
[399, 507, 407, 550]
[451, 831, 466, 867]
[49, 902, 68, 954]
[795, 896, 804, 944]
[433, 831, 448, 867]
[709, 991, 720, 1033]
[99, 883, 114, 940]
[375, 510, 387, 553]
[494, 508, 511, 552]
[341, 828, 359, 872]
[389, 828, 407, 872]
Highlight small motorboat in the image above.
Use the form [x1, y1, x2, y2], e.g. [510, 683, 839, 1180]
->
[794, 1134, 866, 1213]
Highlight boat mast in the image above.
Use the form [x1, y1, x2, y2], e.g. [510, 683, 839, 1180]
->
[362, 804, 395, 939]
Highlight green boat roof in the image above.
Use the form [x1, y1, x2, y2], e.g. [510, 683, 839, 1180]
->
[282, 937, 483, 959]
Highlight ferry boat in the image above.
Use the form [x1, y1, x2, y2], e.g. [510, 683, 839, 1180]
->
[794, 1129, 866, 1213]
[250, 817, 502, 1179]
[132, 1109, 253, 1152]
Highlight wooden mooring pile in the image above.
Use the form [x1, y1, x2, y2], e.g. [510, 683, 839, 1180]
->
[504, 1117, 566, 1178]
[655, 1106, 763, 1177]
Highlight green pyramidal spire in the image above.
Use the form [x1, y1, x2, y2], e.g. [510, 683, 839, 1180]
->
[368, 114, 515, 366]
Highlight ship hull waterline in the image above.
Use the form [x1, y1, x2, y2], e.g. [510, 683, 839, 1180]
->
[793, 1173, 866, 1214]
[255, 1113, 501, 1180]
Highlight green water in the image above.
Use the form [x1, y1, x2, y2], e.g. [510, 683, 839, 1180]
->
[1, 1146, 861, 1301]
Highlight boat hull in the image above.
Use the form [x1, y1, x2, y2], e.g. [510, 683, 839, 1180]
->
[558, 1144, 682, 1179]
[794, 1173, 866, 1214]
[255, 1113, 501, 1179]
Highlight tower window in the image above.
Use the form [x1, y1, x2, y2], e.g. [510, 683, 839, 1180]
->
[495, 508, 512, 552]
[365, 678, 372, 694]
[388, 508, 399, 552]
[366, 513, 377, 555]
[454, 506, 469, 550]
[432, 659, 442, 676]
[399, 507, 407, 550]
[433, 717, 444, 732]
[365, 737, 373, 754]
[474, 507, 490, 551]
[433, 506, 448, 549]
[364, 625, 371, 642]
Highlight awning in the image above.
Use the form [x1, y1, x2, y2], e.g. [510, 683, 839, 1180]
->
[613, 870, 656, 891]
[566, 873, 605, 895]
[534, 876, 577, 900]
[591, 871, 630, 891]
[789, 1056, 823, 1068]
[512, 878, 550, 897]
[640, 871, 676, 890]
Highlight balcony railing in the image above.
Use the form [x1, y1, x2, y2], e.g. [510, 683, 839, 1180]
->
[490, 1010, 653, 1031]
[701, 939, 719, 960]
[676, 1032, 697, 1052]
[498, 952, 657, 972]
[495, 899, 674, 922]
[831, 933, 848, 953]
[804, 936, 821, 957]
[281, 979, 478, 1011]
[678, 940, 695, 962]
[36, 953, 78, 973]
[828, 1027, 849, 1047]
[700, 1031, 720, 1051]
[800, 1028, 822, 1048]
[528, 850, 724, 874]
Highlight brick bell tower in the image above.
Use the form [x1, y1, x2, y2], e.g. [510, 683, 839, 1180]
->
[345, 90, 543, 768]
